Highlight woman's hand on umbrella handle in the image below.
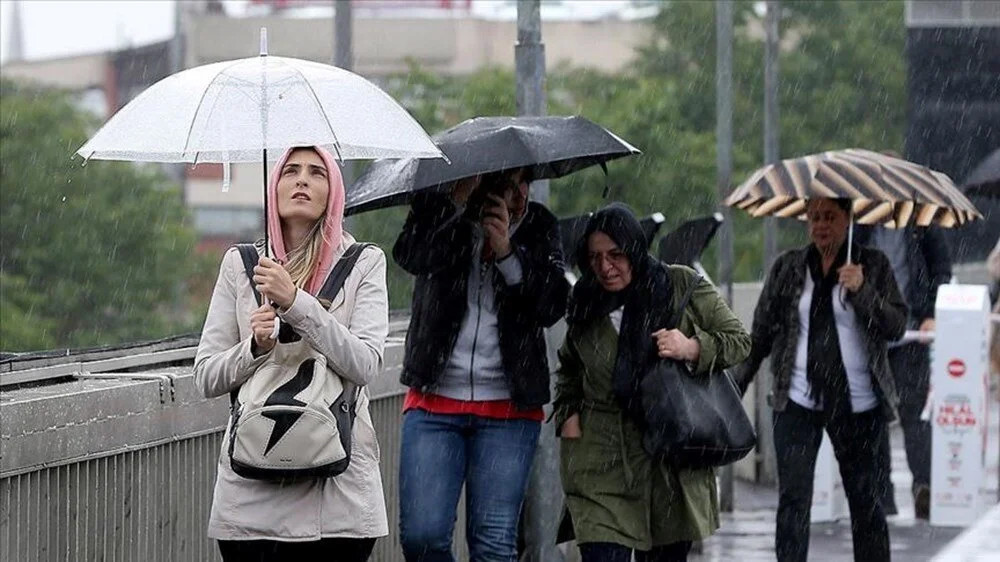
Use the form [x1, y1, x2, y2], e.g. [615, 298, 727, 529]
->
[250, 304, 277, 356]
[837, 263, 864, 293]
[918, 318, 935, 344]
[254, 257, 296, 310]
[560, 413, 582, 439]
[652, 328, 700, 362]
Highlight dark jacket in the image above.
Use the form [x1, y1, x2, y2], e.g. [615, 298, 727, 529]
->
[393, 193, 570, 409]
[733, 244, 908, 419]
[855, 225, 952, 323]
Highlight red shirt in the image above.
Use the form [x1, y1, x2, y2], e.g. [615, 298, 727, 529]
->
[403, 389, 544, 422]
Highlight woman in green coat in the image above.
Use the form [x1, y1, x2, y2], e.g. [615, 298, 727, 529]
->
[554, 204, 750, 562]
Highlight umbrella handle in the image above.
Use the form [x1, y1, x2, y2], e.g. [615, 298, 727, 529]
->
[847, 206, 854, 264]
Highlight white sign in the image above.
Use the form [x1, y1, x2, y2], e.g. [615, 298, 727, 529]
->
[931, 284, 991, 527]
[811, 432, 848, 522]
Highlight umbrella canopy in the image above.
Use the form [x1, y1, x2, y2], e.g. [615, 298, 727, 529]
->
[962, 147, 1000, 198]
[658, 214, 723, 268]
[77, 53, 442, 163]
[76, 30, 443, 263]
[725, 149, 982, 228]
[345, 115, 640, 215]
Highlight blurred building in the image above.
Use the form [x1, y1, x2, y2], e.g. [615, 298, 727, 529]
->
[1, 0, 653, 250]
[904, 0, 1000, 262]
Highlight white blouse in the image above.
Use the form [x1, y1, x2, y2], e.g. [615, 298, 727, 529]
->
[788, 265, 879, 413]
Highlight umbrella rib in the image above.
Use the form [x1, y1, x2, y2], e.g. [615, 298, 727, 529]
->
[285, 63, 344, 159]
[181, 58, 248, 158]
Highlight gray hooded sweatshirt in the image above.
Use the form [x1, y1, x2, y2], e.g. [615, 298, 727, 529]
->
[434, 216, 524, 401]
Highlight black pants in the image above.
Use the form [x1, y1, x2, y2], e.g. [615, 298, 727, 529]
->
[773, 402, 889, 562]
[218, 537, 377, 562]
[578, 541, 692, 562]
[877, 342, 932, 502]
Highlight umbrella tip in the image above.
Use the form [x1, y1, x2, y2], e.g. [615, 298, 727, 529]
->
[260, 27, 268, 57]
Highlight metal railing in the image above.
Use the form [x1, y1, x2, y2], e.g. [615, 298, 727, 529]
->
[0, 326, 461, 562]
[2, 277, 993, 561]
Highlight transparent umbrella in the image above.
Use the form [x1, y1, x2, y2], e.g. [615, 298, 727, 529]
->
[77, 29, 444, 252]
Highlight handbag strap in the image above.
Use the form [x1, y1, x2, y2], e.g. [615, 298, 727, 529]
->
[665, 272, 704, 330]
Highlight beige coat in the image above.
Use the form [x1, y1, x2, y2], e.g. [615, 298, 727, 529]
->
[194, 232, 389, 541]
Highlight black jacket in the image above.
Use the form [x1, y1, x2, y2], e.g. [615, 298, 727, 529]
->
[855, 225, 952, 323]
[393, 193, 570, 409]
[734, 245, 908, 419]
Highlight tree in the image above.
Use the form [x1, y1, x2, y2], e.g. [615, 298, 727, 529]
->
[0, 80, 200, 351]
[353, 0, 908, 309]
[635, 0, 906, 277]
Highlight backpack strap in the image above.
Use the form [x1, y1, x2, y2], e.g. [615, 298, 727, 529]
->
[316, 243, 375, 303]
[666, 272, 703, 330]
[234, 242, 374, 306]
[228, 242, 375, 406]
[315, 243, 374, 406]
[235, 244, 262, 306]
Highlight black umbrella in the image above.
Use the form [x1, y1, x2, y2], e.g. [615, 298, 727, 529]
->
[558, 212, 665, 269]
[658, 214, 723, 268]
[345, 115, 640, 215]
[962, 147, 1000, 198]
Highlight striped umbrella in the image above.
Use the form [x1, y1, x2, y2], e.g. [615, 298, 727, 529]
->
[725, 149, 982, 229]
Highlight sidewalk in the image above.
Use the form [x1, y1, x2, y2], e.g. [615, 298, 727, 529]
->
[692, 415, 1000, 561]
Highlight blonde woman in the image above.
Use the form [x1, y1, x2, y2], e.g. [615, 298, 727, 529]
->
[194, 146, 389, 561]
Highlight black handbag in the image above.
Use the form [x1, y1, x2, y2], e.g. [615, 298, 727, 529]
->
[639, 274, 756, 468]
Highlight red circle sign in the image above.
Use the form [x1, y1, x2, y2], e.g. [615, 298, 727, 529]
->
[947, 359, 966, 378]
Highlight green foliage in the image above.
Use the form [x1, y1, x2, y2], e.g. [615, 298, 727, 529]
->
[0, 79, 200, 352]
[357, 0, 906, 299]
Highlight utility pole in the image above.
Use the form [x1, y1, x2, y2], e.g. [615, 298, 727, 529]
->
[335, 0, 353, 72]
[763, 0, 780, 271]
[515, 0, 549, 204]
[516, 2, 561, 561]
[757, 0, 781, 486]
[169, 0, 187, 188]
[7, 0, 25, 63]
[335, 0, 355, 221]
[715, 0, 736, 513]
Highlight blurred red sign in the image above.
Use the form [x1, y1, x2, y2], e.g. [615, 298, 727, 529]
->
[947, 359, 966, 377]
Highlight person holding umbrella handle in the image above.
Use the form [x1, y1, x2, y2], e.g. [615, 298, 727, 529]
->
[195, 147, 390, 561]
[734, 198, 907, 562]
[394, 167, 569, 562]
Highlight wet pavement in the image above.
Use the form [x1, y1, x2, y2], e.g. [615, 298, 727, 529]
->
[691, 415, 1000, 561]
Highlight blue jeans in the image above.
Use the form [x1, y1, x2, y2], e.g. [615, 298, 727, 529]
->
[399, 409, 541, 562]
